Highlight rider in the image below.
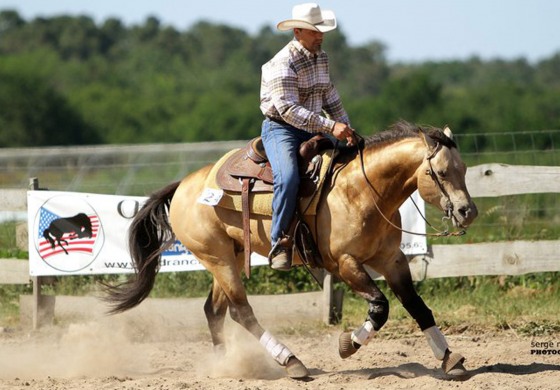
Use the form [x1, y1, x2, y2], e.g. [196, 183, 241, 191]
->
[260, 3, 355, 271]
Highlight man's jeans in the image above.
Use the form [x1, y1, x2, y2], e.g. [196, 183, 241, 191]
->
[261, 118, 314, 245]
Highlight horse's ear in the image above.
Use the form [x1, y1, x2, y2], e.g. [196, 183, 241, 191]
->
[419, 128, 437, 150]
[443, 125, 453, 140]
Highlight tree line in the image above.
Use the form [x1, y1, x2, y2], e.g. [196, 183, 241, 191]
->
[1, 10, 559, 149]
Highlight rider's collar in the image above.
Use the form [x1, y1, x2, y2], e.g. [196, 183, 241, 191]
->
[292, 39, 324, 60]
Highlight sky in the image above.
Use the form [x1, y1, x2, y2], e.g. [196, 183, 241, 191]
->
[1, 0, 560, 63]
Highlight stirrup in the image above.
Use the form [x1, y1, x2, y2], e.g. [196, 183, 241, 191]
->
[268, 237, 293, 271]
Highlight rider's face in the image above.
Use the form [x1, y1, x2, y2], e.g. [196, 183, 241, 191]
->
[294, 28, 324, 54]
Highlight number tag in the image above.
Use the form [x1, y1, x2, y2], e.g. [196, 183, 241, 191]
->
[197, 188, 224, 206]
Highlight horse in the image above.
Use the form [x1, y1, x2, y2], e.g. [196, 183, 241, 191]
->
[104, 121, 478, 379]
[43, 212, 93, 255]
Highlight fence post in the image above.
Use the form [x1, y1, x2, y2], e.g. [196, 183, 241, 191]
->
[322, 271, 333, 324]
[29, 177, 49, 330]
[31, 276, 41, 330]
[322, 271, 343, 325]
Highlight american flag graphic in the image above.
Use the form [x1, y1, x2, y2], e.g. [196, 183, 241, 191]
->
[37, 208, 100, 259]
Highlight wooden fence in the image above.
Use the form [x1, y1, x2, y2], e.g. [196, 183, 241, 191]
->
[1, 164, 560, 328]
[0, 187, 28, 285]
[405, 163, 560, 280]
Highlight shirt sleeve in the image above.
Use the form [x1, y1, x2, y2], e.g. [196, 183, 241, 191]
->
[323, 82, 351, 127]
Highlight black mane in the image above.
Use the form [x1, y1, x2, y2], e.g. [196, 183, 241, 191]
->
[363, 120, 457, 149]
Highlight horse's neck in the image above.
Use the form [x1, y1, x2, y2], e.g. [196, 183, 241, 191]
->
[349, 138, 424, 211]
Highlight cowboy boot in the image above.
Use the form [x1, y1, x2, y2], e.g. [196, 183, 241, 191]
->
[268, 236, 293, 271]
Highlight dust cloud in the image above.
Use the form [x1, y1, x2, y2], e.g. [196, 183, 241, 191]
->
[0, 311, 288, 382]
[0, 318, 150, 380]
[194, 323, 284, 380]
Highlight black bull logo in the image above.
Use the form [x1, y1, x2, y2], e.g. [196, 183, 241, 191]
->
[42, 213, 93, 255]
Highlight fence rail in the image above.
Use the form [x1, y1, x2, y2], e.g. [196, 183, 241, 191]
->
[0, 259, 28, 284]
[408, 240, 559, 281]
[465, 163, 560, 196]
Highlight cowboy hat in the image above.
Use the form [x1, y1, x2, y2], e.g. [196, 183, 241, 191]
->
[277, 3, 337, 33]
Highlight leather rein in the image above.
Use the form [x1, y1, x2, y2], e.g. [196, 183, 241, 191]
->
[351, 132, 466, 238]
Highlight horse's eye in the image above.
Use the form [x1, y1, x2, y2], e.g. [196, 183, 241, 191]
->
[438, 170, 446, 178]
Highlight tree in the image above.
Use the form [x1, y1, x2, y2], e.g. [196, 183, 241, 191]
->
[0, 66, 100, 146]
[373, 70, 443, 127]
[0, 9, 24, 33]
[0, 12, 559, 147]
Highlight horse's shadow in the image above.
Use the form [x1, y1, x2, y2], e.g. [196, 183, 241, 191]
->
[469, 362, 560, 377]
[310, 362, 560, 382]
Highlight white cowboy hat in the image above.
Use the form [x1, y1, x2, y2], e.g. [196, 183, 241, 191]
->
[277, 3, 337, 33]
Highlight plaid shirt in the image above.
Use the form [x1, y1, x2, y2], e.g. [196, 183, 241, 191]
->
[260, 39, 350, 134]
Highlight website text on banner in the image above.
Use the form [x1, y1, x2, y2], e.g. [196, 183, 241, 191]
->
[28, 191, 427, 276]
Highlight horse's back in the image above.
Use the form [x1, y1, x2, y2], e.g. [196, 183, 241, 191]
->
[169, 164, 233, 257]
[170, 163, 214, 215]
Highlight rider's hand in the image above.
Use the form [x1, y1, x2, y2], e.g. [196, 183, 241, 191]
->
[332, 122, 355, 146]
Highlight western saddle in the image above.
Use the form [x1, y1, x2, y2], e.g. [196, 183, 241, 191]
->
[215, 134, 334, 277]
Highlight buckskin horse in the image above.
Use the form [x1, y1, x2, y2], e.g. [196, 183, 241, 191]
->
[104, 121, 477, 379]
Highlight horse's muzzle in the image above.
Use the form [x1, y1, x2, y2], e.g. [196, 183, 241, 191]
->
[451, 201, 478, 228]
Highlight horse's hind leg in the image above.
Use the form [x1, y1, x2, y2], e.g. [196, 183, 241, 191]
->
[57, 238, 69, 255]
[204, 259, 309, 379]
[382, 252, 467, 377]
[204, 279, 229, 353]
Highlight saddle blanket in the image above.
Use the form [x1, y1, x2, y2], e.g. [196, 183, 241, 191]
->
[200, 148, 334, 216]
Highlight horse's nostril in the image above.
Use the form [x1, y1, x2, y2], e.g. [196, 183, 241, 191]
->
[458, 204, 478, 221]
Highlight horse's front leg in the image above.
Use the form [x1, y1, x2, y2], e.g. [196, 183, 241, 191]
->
[382, 251, 467, 377]
[334, 254, 390, 359]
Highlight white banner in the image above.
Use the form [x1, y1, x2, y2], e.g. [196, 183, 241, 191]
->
[27, 190, 426, 276]
[400, 191, 428, 255]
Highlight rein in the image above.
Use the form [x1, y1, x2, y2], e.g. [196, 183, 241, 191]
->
[352, 132, 466, 238]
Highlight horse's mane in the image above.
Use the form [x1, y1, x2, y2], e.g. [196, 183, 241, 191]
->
[363, 120, 457, 150]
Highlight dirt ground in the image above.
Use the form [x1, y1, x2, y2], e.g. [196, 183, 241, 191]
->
[1, 298, 559, 390]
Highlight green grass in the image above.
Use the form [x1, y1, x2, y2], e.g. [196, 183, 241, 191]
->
[340, 275, 560, 337]
[3, 268, 559, 339]
[0, 284, 32, 327]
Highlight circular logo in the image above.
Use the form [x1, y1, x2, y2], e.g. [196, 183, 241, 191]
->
[33, 195, 105, 273]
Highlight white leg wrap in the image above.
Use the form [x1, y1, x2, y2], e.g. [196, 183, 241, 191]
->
[423, 326, 449, 360]
[351, 320, 376, 346]
[260, 331, 294, 366]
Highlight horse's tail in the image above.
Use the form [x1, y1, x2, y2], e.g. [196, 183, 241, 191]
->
[104, 180, 181, 314]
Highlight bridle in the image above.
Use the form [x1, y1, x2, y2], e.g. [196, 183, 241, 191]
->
[352, 132, 466, 238]
[424, 142, 458, 225]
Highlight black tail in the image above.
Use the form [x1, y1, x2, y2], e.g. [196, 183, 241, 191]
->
[103, 181, 180, 314]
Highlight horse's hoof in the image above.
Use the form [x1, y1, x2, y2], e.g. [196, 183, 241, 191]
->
[442, 349, 467, 377]
[338, 331, 359, 359]
[213, 343, 226, 357]
[285, 356, 310, 379]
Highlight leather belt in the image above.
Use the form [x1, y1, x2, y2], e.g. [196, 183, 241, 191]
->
[266, 116, 291, 127]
